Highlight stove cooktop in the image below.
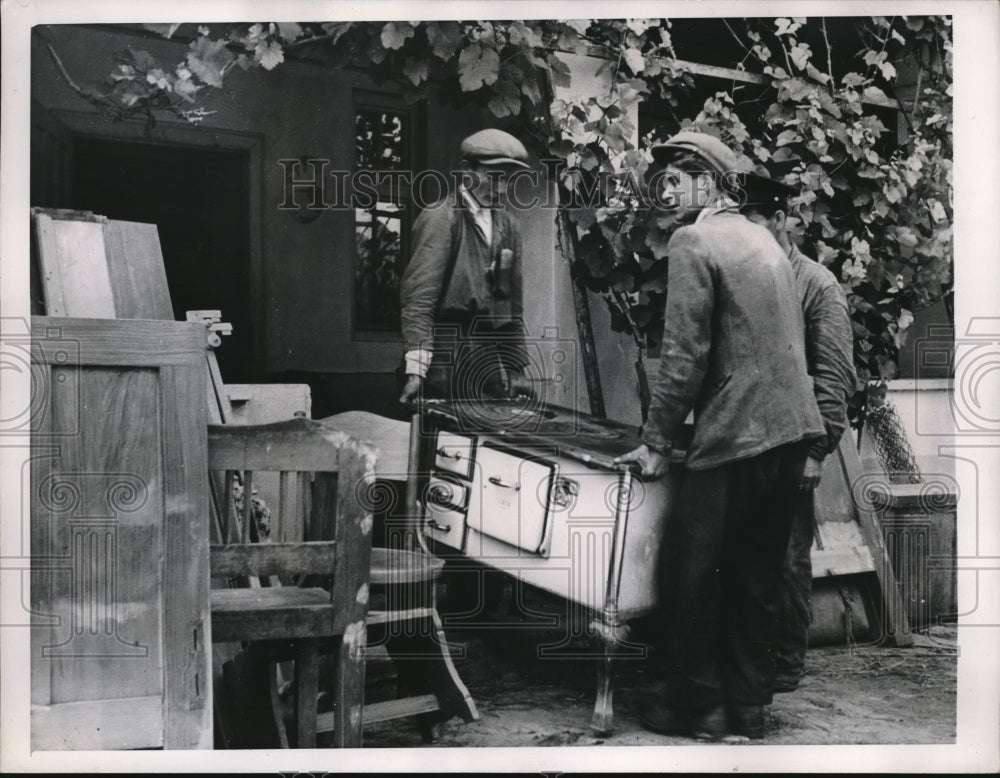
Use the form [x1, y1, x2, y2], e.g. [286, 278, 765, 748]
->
[416, 399, 690, 469]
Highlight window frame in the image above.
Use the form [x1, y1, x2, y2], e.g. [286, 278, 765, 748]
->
[350, 89, 426, 341]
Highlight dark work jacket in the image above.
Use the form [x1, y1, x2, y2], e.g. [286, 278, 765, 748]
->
[399, 196, 525, 354]
[643, 211, 825, 469]
[789, 245, 857, 461]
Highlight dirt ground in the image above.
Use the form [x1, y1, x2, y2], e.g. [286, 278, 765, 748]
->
[361, 598, 957, 749]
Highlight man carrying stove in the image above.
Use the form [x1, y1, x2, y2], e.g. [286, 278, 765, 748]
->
[741, 175, 858, 693]
[615, 131, 825, 740]
[398, 129, 535, 404]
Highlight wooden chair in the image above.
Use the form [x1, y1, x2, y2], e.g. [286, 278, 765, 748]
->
[208, 418, 376, 748]
[315, 412, 479, 742]
[352, 546, 479, 742]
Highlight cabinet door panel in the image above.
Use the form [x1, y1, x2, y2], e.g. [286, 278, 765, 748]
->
[468, 445, 556, 557]
[31, 316, 211, 750]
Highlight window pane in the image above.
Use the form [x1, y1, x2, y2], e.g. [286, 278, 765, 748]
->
[355, 109, 407, 171]
[354, 205, 404, 332]
[353, 100, 412, 334]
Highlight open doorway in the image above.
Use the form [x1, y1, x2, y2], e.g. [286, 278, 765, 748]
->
[68, 137, 253, 382]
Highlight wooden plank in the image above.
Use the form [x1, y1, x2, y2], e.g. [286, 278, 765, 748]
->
[365, 606, 434, 627]
[45, 368, 164, 706]
[319, 693, 440, 732]
[369, 547, 445, 586]
[277, 471, 300, 543]
[206, 350, 234, 424]
[308, 473, 338, 544]
[328, 444, 373, 747]
[228, 383, 312, 425]
[103, 219, 174, 319]
[836, 435, 914, 647]
[211, 586, 331, 612]
[32, 209, 116, 318]
[330, 445, 375, 634]
[875, 481, 958, 511]
[319, 411, 409, 478]
[208, 418, 374, 472]
[295, 641, 320, 748]
[31, 316, 213, 750]
[32, 316, 208, 368]
[32, 695, 164, 751]
[812, 546, 877, 577]
[814, 449, 857, 527]
[160, 362, 212, 749]
[210, 589, 336, 641]
[210, 541, 339, 577]
[580, 48, 900, 109]
[30, 368, 57, 708]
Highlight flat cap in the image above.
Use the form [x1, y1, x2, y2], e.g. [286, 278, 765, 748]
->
[742, 172, 798, 208]
[460, 129, 531, 169]
[651, 131, 748, 176]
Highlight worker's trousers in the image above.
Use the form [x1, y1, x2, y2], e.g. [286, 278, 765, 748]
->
[772, 491, 817, 682]
[658, 440, 811, 711]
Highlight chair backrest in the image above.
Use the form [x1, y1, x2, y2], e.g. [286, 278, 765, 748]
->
[208, 417, 377, 614]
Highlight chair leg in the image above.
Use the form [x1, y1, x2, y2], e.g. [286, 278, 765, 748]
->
[381, 608, 479, 729]
[295, 640, 319, 748]
[330, 633, 366, 747]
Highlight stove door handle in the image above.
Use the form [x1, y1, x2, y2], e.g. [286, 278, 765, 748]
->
[488, 476, 520, 491]
[427, 519, 451, 533]
[436, 447, 462, 461]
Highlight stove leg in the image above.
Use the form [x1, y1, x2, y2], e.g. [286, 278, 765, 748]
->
[589, 615, 629, 737]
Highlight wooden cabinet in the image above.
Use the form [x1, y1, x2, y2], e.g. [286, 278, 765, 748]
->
[30, 316, 212, 750]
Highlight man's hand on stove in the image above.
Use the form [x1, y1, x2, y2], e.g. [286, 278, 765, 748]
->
[614, 443, 670, 478]
[399, 374, 424, 405]
[507, 372, 534, 399]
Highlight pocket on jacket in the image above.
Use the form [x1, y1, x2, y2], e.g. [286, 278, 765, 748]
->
[492, 267, 513, 299]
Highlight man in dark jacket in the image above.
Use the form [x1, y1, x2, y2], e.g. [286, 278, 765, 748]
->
[615, 132, 825, 740]
[398, 129, 533, 404]
[742, 176, 858, 692]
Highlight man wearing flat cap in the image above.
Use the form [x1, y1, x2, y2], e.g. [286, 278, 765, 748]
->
[615, 131, 825, 740]
[742, 174, 857, 694]
[399, 128, 534, 404]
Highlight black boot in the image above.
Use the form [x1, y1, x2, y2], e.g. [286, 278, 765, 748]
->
[727, 703, 767, 739]
[636, 696, 728, 741]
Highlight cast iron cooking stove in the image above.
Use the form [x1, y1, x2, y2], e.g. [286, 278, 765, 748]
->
[408, 398, 689, 735]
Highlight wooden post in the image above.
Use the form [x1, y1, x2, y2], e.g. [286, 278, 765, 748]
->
[556, 209, 606, 418]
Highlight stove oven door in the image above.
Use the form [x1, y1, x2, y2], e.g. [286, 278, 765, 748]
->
[467, 443, 557, 558]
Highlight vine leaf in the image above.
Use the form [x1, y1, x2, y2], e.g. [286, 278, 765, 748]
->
[321, 22, 354, 46]
[520, 74, 542, 105]
[623, 48, 646, 74]
[509, 20, 544, 48]
[381, 21, 415, 50]
[256, 40, 285, 70]
[458, 43, 500, 91]
[547, 53, 572, 87]
[187, 37, 234, 87]
[789, 42, 812, 70]
[488, 80, 523, 117]
[404, 56, 429, 86]
[276, 23, 304, 42]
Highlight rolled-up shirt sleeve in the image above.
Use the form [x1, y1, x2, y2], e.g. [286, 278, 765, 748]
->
[400, 204, 453, 354]
[805, 283, 857, 460]
[642, 228, 713, 451]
